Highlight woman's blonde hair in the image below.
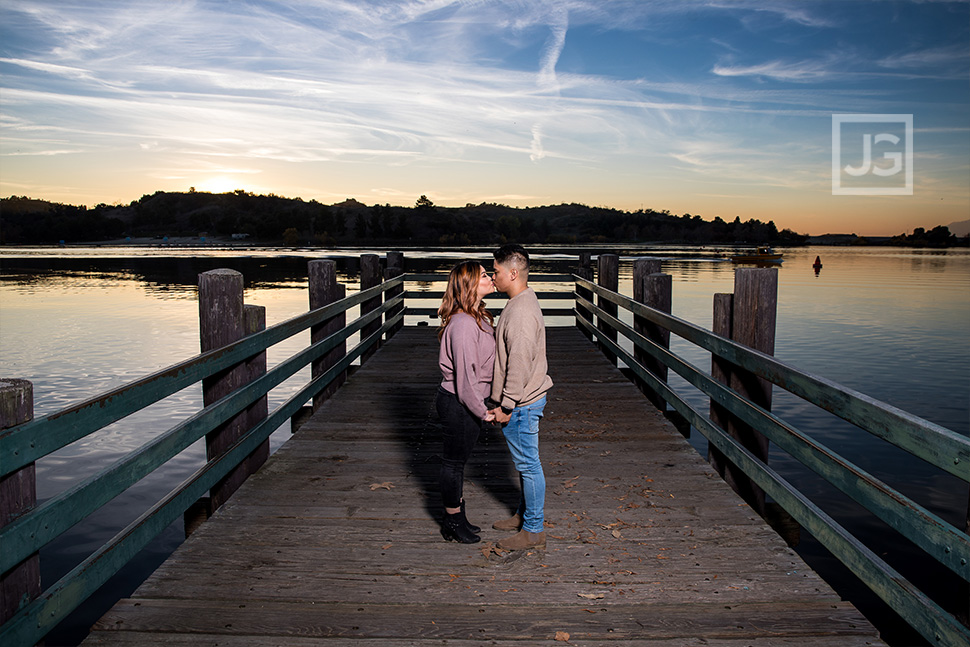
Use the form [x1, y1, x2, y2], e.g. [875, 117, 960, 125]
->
[437, 260, 493, 340]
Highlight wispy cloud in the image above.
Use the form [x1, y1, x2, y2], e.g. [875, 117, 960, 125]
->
[877, 44, 970, 78]
[712, 58, 837, 82]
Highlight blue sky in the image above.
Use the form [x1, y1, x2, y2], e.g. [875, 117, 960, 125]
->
[1, 0, 967, 236]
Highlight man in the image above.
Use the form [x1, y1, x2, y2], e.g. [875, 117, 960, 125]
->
[488, 244, 554, 551]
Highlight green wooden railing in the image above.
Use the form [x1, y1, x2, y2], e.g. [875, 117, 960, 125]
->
[571, 273, 969, 647]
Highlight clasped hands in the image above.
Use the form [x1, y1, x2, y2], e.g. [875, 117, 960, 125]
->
[485, 407, 511, 424]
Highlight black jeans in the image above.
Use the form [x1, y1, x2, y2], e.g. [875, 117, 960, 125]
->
[435, 386, 482, 509]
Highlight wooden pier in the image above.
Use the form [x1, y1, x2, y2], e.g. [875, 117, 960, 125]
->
[82, 326, 885, 646]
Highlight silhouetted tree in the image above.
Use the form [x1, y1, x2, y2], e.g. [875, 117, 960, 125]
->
[369, 204, 384, 237]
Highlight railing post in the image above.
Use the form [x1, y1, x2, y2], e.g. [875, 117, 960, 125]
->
[385, 251, 404, 339]
[575, 252, 594, 341]
[708, 269, 777, 517]
[0, 379, 40, 626]
[198, 269, 251, 513]
[633, 258, 670, 411]
[965, 489, 970, 629]
[309, 259, 346, 410]
[360, 253, 382, 363]
[243, 304, 269, 474]
[709, 292, 735, 486]
[597, 253, 619, 365]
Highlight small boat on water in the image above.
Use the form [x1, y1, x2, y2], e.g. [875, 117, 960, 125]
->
[730, 246, 784, 263]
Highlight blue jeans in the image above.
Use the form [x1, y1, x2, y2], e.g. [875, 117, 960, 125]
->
[501, 395, 546, 533]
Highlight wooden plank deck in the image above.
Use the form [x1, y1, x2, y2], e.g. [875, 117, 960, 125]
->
[83, 326, 887, 646]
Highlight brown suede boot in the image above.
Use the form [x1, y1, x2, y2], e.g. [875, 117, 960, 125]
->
[496, 529, 546, 551]
[491, 513, 522, 532]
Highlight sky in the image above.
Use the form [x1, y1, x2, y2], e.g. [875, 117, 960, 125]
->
[1, 1, 968, 237]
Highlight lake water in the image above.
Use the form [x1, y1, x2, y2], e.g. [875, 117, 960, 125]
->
[1, 244, 967, 645]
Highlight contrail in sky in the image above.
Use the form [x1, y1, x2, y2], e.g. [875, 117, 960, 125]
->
[531, 4, 567, 162]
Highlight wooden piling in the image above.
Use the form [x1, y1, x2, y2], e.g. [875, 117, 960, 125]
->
[309, 260, 346, 410]
[709, 292, 735, 494]
[243, 304, 269, 474]
[633, 258, 670, 410]
[708, 269, 777, 517]
[575, 253, 594, 341]
[0, 379, 40, 625]
[709, 292, 735, 432]
[384, 252, 404, 339]
[198, 269, 250, 513]
[597, 253, 619, 365]
[360, 254, 382, 362]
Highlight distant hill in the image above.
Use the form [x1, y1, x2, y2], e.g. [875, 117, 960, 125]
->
[1, 191, 805, 246]
[0, 196, 56, 215]
[0, 195, 126, 243]
[947, 219, 970, 237]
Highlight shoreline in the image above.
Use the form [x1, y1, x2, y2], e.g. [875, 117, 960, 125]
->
[1, 237, 968, 251]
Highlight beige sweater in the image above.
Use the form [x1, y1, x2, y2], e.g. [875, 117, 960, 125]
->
[491, 287, 554, 409]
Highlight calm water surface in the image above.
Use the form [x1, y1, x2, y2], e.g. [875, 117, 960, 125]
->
[1, 245, 967, 646]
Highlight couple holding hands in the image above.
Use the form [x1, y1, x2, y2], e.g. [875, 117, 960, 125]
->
[435, 244, 553, 551]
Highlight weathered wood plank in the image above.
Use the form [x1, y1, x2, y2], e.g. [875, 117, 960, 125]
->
[91, 598, 876, 641]
[82, 633, 883, 646]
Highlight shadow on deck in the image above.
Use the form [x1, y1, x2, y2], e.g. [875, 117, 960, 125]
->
[83, 326, 885, 646]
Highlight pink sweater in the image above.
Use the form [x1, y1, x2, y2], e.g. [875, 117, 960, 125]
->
[439, 312, 495, 420]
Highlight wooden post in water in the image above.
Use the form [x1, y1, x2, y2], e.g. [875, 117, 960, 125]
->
[965, 487, 970, 627]
[0, 379, 40, 626]
[709, 292, 735, 453]
[633, 258, 670, 410]
[575, 253, 594, 341]
[360, 253, 382, 363]
[187, 302, 269, 536]
[243, 304, 269, 474]
[385, 252, 405, 339]
[309, 259, 346, 410]
[198, 269, 253, 513]
[708, 269, 777, 518]
[597, 253, 619, 365]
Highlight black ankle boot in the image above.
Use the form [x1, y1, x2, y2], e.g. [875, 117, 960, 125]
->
[460, 500, 481, 533]
[441, 511, 480, 543]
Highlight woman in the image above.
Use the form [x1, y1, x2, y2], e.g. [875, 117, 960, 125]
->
[435, 261, 496, 543]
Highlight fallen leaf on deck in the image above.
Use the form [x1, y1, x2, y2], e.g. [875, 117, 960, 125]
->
[555, 630, 571, 641]
[611, 529, 623, 539]
[481, 542, 508, 558]
[577, 592, 605, 600]
[382, 543, 393, 550]
[369, 482, 395, 490]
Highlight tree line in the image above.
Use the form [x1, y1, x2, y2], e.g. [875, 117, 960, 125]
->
[1, 190, 964, 247]
[1, 190, 805, 246]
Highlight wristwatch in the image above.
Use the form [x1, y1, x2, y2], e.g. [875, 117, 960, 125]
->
[501, 405, 514, 415]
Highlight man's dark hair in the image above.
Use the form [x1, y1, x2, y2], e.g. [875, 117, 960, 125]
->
[493, 244, 529, 271]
